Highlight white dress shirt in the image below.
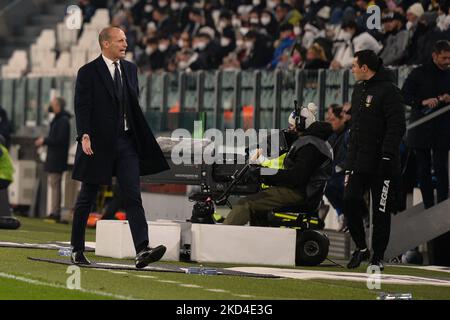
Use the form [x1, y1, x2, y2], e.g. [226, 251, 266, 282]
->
[102, 54, 129, 131]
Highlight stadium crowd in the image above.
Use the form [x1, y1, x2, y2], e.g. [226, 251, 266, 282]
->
[75, 0, 450, 73]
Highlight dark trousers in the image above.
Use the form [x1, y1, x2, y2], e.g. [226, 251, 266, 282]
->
[0, 179, 10, 189]
[325, 176, 345, 215]
[71, 132, 148, 253]
[344, 173, 393, 259]
[414, 148, 449, 209]
[223, 186, 305, 226]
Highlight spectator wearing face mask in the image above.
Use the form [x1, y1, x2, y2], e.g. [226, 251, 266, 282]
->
[177, 31, 192, 51]
[189, 33, 221, 71]
[403, 3, 427, 64]
[260, 9, 280, 41]
[301, 17, 326, 50]
[248, 8, 261, 28]
[217, 27, 236, 63]
[331, 20, 382, 69]
[240, 30, 274, 70]
[138, 37, 165, 73]
[216, 10, 236, 60]
[158, 36, 178, 71]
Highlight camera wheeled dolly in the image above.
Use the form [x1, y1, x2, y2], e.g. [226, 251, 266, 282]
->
[189, 164, 330, 266]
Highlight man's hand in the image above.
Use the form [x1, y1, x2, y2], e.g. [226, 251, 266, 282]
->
[81, 134, 94, 156]
[35, 137, 44, 147]
[250, 148, 263, 162]
[438, 94, 450, 104]
[422, 97, 439, 108]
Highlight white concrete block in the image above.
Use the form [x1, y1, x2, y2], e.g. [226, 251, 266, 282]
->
[95, 220, 181, 261]
[190, 224, 297, 267]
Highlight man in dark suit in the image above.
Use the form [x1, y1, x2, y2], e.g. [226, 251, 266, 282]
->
[71, 26, 170, 268]
[35, 97, 71, 223]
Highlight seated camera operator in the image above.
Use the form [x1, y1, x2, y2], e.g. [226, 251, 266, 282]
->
[223, 103, 333, 226]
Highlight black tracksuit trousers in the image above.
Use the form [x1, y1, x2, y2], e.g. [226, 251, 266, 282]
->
[344, 172, 394, 260]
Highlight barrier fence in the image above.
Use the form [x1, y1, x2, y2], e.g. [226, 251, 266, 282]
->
[0, 66, 415, 138]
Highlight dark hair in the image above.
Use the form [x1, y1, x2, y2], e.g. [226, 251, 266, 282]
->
[244, 30, 259, 40]
[433, 40, 450, 54]
[219, 9, 232, 20]
[279, 23, 294, 32]
[328, 104, 343, 119]
[354, 50, 381, 71]
[341, 19, 358, 30]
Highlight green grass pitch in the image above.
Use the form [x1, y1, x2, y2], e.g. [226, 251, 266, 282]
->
[1, 217, 450, 300]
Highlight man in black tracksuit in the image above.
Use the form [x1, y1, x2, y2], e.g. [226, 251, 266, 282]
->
[344, 50, 406, 270]
[224, 105, 334, 226]
[402, 40, 450, 266]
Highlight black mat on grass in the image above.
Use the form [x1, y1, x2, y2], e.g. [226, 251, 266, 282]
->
[27, 257, 280, 278]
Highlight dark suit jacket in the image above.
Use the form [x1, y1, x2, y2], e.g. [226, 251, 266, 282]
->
[72, 55, 169, 185]
[44, 110, 71, 173]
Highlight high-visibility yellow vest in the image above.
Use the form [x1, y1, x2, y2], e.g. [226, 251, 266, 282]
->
[0, 145, 14, 182]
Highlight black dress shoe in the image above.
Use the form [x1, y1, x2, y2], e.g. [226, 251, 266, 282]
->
[135, 245, 167, 269]
[71, 251, 91, 265]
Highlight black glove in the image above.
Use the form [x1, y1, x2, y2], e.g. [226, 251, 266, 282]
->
[379, 157, 394, 180]
[243, 165, 261, 184]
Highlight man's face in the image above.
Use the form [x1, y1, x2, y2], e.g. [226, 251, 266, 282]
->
[383, 20, 395, 32]
[50, 98, 61, 114]
[103, 28, 127, 60]
[351, 57, 367, 81]
[406, 12, 418, 23]
[326, 110, 345, 132]
[287, 123, 298, 133]
[275, 7, 286, 22]
[356, 0, 367, 10]
[432, 50, 450, 70]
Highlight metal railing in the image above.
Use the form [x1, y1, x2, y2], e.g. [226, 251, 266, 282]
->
[0, 66, 415, 137]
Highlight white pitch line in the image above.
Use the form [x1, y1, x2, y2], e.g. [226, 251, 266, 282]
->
[157, 280, 181, 284]
[135, 275, 158, 279]
[0, 272, 137, 300]
[53, 265, 247, 297]
[204, 288, 229, 293]
[178, 284, 203, 288]
[232, 294, 255, 298]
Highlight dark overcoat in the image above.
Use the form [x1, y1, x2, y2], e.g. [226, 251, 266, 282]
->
[72, 55, 169, 185]
[44, 110, 71, 173]
[345, 66, 406, 174]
